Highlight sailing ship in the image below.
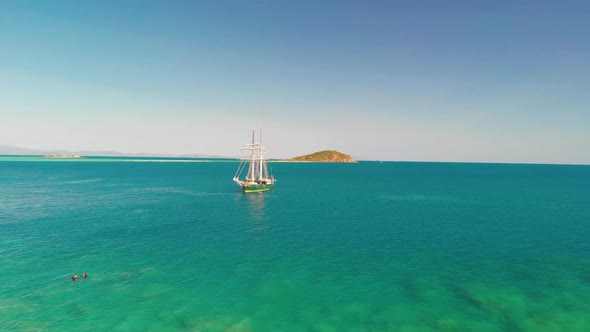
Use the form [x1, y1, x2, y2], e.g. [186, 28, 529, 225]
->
[233, 127, 276, 193]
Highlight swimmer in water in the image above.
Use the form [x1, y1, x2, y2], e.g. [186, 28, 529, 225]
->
[82, 272, 88, 279]
[72, 274, 78, 282]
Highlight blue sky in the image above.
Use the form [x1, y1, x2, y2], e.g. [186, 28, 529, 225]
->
[1, 1, 589, 163]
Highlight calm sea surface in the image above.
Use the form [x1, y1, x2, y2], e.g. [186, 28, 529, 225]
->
[1, 158, 589, 331]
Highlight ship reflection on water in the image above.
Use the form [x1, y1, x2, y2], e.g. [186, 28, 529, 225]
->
[244, 193, 269, 233]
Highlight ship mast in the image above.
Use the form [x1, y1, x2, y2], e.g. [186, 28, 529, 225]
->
[259, 126, 263, 180]
[246, 128, 255, 181]
[233, 125, 275, 191]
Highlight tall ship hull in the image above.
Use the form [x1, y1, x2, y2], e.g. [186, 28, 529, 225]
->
[233, 127, 276, 193]
[241, 182, 274, 193]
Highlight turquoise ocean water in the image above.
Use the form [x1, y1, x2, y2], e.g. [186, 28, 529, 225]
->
[1, 158, 589, 331]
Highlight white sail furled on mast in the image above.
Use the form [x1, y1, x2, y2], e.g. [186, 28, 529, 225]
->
[233, 126, 276, 193]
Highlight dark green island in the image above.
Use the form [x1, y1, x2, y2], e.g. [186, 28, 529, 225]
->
[284, 150, 356, 163]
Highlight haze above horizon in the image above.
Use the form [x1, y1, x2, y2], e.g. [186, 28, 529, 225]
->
[1, 1, 589, 164]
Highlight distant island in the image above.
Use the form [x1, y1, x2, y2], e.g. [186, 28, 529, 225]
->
[285, 150, 356, 163]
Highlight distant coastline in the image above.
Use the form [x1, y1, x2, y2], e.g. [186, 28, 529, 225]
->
[0, 155, 225, 163]
[44, 154, 83, 159]
[0, 144, 223, 159]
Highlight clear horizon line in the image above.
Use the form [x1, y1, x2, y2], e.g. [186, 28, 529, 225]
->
[1, 153, 588, 167]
